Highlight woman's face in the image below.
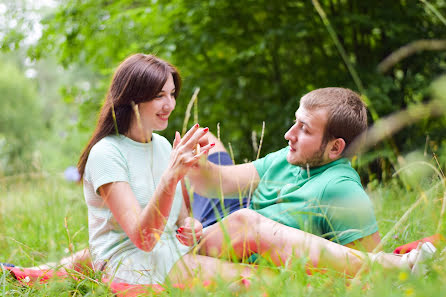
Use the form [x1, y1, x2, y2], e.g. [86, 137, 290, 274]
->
[137, 73, 177, 134]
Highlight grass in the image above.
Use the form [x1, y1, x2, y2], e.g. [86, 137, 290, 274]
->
[1, 155, 445, 296]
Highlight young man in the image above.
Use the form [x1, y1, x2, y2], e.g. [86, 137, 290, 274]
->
[186, 87, 380, 264]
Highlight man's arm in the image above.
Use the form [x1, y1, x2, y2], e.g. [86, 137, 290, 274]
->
[187, 161, 260, 198]
[345, 231, 381, 252]
[321, 177, 380, 251]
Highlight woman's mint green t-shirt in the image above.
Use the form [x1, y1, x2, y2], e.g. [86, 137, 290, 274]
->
[83, 134, 190, 284]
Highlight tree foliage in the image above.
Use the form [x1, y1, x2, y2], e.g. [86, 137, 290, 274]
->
[0, 57, 43, 174]
[2, 0, 446, 172]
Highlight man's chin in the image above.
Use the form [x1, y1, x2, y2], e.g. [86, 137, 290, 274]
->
[286, 153, 300, 166]
[286, 154, 324, 168]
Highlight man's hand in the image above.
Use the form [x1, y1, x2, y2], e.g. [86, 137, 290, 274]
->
[176, 217, 203, 246]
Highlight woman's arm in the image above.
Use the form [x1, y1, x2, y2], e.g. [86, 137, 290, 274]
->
[98, 125, 213, 252]
[98, 171, 179, 252]
[175, 192, 203, 246]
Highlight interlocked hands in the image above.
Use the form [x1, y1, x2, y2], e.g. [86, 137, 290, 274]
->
[169, 123, 215, 180]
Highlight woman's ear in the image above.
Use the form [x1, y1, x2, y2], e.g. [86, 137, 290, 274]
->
[328, 138, 346, 160]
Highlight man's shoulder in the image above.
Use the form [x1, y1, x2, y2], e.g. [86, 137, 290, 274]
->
[259, 147, 288, 160]
[315, 159, 366, 200]
[253, 147, 291, 176]
[263, 147, 290, 166]
[322, 159, 361, 183]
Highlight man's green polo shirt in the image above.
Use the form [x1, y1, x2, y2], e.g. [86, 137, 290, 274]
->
[251, 147, 378, 245]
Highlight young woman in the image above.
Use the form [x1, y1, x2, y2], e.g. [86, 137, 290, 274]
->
[78, 53, 252, 285]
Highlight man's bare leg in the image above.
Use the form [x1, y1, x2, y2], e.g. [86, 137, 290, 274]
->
[200, 209, 407, 276]
[168, 253, 255, 286]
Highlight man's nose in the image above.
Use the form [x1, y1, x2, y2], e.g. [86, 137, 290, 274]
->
[284, 124, 298, 141]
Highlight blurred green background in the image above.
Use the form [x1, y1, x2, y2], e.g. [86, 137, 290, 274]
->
[1, 1, 446, 296]
[1, 0, 446, 180]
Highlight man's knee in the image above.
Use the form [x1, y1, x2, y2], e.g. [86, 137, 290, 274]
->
[227, 208, 260, 226]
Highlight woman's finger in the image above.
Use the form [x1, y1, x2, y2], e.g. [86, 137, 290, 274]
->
[193, 231, 202, 240]
[172, 131, 181, 149]
[186, 127, 209, 150]
[198, 135, 209, 147]
[180, 228, 202, 236]
[177, 227, 202, 238]
[183, 217, 194, 227]
[176, 233, 194, 246]
[176, 234, 187, 245]
[187, 218, 202, 229]
[193, 142, 216, 159]
[179, 123, 200, 146]
[179, 226, 202, 234]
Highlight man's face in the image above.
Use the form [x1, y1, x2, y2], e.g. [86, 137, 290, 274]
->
[284, 106, 331, 167]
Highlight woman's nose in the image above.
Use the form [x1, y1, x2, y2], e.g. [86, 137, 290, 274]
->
[164, 95, 176, 111]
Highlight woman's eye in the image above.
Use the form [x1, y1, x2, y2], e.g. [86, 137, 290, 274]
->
[155, 94, 163, 98]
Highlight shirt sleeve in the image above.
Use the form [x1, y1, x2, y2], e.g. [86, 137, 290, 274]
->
[252, 148, 288, 178]
[319, 177, 378, 245]
[85, 140, 129, 193]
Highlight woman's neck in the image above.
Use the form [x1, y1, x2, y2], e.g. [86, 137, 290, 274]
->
[126, 121, 153, 143]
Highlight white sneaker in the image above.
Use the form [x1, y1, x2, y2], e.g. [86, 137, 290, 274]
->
[401, 242, 437, 275]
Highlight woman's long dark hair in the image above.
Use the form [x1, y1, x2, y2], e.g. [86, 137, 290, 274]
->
[77, 54, 181, 178]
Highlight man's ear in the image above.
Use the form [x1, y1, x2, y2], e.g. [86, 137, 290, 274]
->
[327, 138, 346, 160]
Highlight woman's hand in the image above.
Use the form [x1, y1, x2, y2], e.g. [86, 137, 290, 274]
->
[169, 124, 215, 180]
[176, 217, 203, 246]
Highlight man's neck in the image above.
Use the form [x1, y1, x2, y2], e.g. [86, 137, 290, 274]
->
[299, 157, 343, 170]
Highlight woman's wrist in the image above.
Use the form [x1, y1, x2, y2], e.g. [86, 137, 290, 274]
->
[165, 168, 182, 183]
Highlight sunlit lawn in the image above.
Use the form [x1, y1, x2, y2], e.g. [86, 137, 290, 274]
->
[1, 164, 445, 296]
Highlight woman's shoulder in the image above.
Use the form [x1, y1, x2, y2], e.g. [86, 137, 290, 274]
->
[152, 133, 172, 149]
[91, 135, 123, 153]
[87, 136, 128, 164]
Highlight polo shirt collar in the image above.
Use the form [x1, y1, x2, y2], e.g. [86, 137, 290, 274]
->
[297, 158, 349, 179]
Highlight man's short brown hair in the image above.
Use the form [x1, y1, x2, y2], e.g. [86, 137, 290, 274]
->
[300, 87, 367, 154]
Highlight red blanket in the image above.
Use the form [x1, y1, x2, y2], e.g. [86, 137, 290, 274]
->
[4, 266, 212, 297]
[392, 234, 443, 254]
[4, 234, 442, 296]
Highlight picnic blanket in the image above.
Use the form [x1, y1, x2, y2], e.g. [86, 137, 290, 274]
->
[3, 234, 442, 296]
[392, 234, 443, 254]
[3, 265, 215, 296]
